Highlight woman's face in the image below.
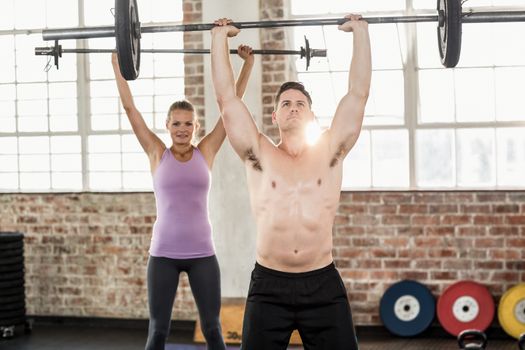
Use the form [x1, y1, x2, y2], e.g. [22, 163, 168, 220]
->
[166, 109, 198, 145]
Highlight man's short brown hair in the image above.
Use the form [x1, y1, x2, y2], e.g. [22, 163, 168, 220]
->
[274, 81, 312, 110]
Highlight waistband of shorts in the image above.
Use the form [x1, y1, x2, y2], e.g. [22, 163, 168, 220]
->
[254, 261, 336, 278]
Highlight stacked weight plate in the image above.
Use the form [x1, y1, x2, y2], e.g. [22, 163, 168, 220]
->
[0, 232, 26, 338]
[437, 280, 495, 337]
[380, 280, 436, 337]
[498, 283, 525, 340]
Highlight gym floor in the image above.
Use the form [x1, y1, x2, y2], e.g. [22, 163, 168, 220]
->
[0, 322, 519, 350]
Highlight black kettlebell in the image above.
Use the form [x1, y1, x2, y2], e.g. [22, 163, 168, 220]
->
[518, 333, 525, 350]
[457, 329, 487, 350]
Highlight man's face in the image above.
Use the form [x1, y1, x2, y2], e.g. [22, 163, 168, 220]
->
[272, 89, 314, 132]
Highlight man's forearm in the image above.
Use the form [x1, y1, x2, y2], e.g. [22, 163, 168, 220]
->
[211, 31, 237, 105]
[349, 29, 372, 97]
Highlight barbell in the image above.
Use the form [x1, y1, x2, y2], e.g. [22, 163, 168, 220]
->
[35, 36, 326, 72]
[40, 0, 525, 80]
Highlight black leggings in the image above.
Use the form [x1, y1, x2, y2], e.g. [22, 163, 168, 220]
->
[145, 255, 226, 350]
[241, 262, 358, 350]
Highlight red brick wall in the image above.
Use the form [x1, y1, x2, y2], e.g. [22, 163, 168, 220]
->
[0, 193, 197, 319]
[183, 0, 205, 139]
[334, 191, 525, 324]
[260, 0, 294, 143]
[1, 191, 524, 323]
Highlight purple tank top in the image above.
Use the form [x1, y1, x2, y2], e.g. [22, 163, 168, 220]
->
[149, 147, 215, 259]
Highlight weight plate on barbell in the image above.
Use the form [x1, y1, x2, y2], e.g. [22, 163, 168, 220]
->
[498, 283, 525, 339]
[115, 0, 141, 80]
[379, 280, 435, 337]
[437, 0, 462, 68]
[437, 280, 495, 336]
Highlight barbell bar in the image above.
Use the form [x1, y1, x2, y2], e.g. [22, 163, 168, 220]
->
[40, 0, 525, 80]
[35, 36, 327, 71]
[41, 11, 525, 41]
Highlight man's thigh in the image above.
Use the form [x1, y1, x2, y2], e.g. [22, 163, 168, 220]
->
[241, 300, 295, 350]
[296, 299, 359, 350]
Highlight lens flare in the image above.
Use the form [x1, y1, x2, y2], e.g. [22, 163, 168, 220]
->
[305, 121, 321, 145]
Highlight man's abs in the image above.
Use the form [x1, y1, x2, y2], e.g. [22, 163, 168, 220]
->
[254, 215, 335, 272]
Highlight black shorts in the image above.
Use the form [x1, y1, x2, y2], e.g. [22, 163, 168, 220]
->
[240, 262, 358, 350]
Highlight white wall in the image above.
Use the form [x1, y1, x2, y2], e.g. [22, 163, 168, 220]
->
[202, 0, 263, 297]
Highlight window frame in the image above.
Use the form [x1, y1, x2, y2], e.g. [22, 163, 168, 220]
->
[290, 1, 525, 190]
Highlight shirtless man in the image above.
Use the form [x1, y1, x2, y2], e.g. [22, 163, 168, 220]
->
[211, 15, 371, 350]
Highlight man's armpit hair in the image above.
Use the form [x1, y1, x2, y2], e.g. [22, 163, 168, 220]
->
[329, 143, 348, 168]
[245, 148, 263, 171]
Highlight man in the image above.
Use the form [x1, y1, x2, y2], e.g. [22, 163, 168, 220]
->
[211, 14, 371, 350]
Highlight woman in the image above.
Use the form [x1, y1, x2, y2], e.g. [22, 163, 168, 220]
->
[111, 45, 254, 350]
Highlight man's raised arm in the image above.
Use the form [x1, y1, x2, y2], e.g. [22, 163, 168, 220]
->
[211, 18, 261, 160]
[328, 14, 372, 161]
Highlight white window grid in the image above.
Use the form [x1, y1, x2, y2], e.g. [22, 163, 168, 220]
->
[291, 0, 525, 190]
[0, 0, 184, 193]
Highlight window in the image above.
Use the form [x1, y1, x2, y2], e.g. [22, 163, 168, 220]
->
[291, 0, 525, 189]
[0, 0, 184, 192]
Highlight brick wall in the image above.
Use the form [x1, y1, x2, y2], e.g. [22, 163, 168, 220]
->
[183, 0, 206, 139]
[334, 191, 525, 324]
[1, 191, 524, 323]
[0, 193, 197, 319]
[260, 0, 296, 143]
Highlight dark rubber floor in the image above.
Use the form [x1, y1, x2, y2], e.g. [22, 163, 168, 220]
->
[0, 322, 519, 350]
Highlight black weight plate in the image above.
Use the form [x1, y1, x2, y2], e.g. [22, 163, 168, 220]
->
[115, 0, 141, 80]
[0, 233, 24, 243]
[0, 294, 25, 305]
[0, 302, 25, 312]
[0, 263, 24, 273]
[0, 287, 25, 297]
[0, 248, 24, 259]
[0, 279, 24, 289]
[0, 309, 26, 320]
[437, 0, 462, 68]
[0, 256, 24, 266]
[0, 271, 24, 282]
[0, 241, 23, 251]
